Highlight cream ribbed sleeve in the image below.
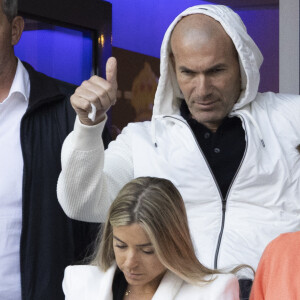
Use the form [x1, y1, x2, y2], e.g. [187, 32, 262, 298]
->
[57, 116, 134, 222]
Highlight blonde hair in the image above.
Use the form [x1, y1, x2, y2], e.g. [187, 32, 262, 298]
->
[92, 177, 249, 285]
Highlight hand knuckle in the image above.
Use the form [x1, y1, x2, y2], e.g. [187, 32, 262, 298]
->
[98, 90, 106, 99]
[81, 80, 88, 87]
[75, 86, 81, 93]
[82, 102, 91, 111]
[90, 75, 99, 82]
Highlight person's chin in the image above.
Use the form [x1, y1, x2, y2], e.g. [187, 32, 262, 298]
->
[193, 111, 218, 122]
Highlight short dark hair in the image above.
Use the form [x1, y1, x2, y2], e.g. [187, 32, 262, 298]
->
[2, 0, 18, 22]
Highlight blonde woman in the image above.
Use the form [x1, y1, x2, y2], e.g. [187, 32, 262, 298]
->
[63, 177, 240, 299]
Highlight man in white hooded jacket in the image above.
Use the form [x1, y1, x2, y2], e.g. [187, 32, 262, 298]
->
[57, 5, 300, 299]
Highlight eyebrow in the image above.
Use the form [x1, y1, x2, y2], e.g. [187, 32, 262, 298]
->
[113, 235, 153, 247]
[179, 63, 227, 73]
[206, 63, 227, 71]
[179, 66, 195, 73]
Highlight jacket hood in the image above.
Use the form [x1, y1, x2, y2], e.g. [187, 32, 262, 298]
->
[152, 4, 263, 117]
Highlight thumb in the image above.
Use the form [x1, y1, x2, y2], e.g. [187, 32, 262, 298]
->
[106, 57, 117, 86]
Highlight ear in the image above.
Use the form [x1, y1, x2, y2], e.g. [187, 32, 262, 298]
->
[11, 16, 24, 46]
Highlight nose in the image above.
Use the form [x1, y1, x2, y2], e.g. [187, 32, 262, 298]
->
[124, 249, 139, 270]
[195, 74, 212, 98]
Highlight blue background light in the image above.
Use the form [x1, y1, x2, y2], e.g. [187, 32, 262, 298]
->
[15, 25, 93, 85]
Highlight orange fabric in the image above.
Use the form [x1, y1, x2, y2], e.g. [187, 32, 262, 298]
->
[250, 231, 300, 300]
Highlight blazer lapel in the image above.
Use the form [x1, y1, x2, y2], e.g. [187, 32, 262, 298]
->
[152, 271, 183, 300]
[97, 264, 117, 300]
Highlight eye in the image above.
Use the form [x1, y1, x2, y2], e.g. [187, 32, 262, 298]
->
[181, 69, 194, 75]
[141, 248, 155, 255]
[209, 68, 224, 75]
[115, 244, 127, 249]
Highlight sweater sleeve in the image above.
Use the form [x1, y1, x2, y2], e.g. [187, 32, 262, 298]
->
[249, 234, 282, 300]
[249, 249, 270, 300]
[250, 232, 300, 300]
[57, 116, 134, 222]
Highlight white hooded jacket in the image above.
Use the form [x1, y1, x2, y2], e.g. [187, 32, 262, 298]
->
[58, 5, 300, 277]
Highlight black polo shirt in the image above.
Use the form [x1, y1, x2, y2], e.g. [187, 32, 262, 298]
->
[180, 101, 246, 199]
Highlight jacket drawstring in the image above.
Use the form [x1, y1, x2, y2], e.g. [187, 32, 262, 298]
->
[151, 116, 159, 147]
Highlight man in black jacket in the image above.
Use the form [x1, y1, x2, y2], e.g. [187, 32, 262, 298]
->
[0, 1, 110, 299]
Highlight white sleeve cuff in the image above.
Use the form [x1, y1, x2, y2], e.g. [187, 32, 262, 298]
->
[71, 115, 107, 151]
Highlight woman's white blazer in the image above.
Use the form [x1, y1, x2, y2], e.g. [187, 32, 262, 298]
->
[63, 264, 239, 300]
